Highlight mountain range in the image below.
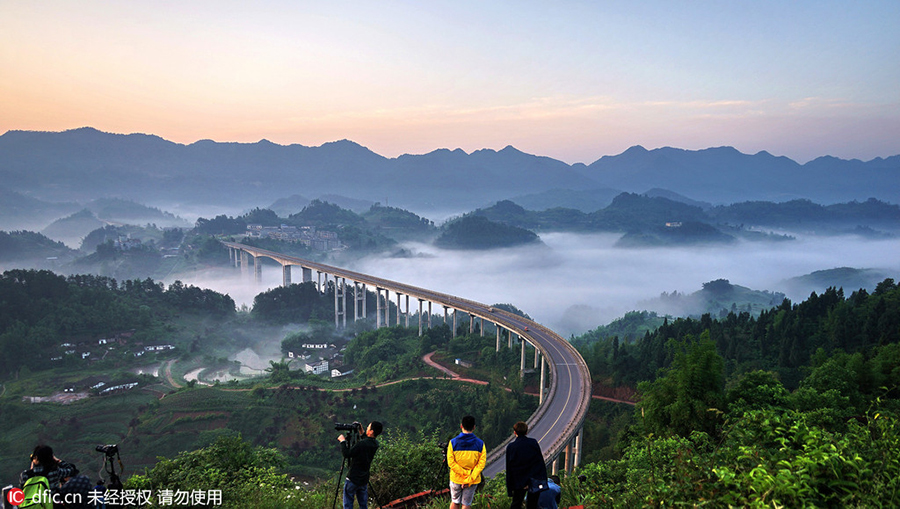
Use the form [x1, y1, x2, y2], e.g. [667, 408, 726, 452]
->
[1, 128, 898, 218]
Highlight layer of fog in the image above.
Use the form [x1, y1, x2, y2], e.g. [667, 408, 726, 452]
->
[182, 232, 900, 339]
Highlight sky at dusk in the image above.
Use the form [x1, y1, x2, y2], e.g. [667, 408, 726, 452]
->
[2, 0, 898, 164]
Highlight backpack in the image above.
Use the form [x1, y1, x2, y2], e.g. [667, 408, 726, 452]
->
[19, 476, 51, 509]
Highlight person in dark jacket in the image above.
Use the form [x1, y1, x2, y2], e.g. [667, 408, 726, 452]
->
[58, 473, 93, 509]
[505, 421, 548, 509]
[338, 421, 383, 509]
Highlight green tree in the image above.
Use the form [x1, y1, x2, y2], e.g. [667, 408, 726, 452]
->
[265, 360, 293, 383]
[126, 433, 296, 507]
[725, 369, 789, 416]
[369, 429, 447, 504]
[637, 331, 725, 437]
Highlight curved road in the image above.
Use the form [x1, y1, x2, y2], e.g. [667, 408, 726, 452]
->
[222, 242, 592, 475]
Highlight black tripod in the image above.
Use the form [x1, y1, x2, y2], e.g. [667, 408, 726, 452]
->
[99, 450, 124, 491]
[333, 428, 360, 509]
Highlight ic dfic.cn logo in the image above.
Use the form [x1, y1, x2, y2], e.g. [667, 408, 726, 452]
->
[6, 487, 24, 506]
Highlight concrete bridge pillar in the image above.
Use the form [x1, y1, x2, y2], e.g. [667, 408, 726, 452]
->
[480, 317, 485, 337]
[253, 255, 262, 283]
[302, 267, 312, 283]
[405, 295, 410, 327]
[341, 278, 347, 329]
[384, 289, 390, 327]
[396, 293, 401, 326]
[534, 349, 541, 369]
[575, 428, 583, 469]
[540, 358, 546, 405]
[417, 299, 424, 336]
[551, 457, 559, 476]
[376, 288, 383, 328]
[317, 271, 323, 292]
[520, 339, 526, 375]
[496, 326, 501, 352]
[362, 283, 367, 319]
[443, 306, 448, 325]
[452, 309, 458, 338]
[282, 264, 291, 287]
[428, 302, 432, 329]
[469, 314, 474, 334]
[240, 251, 249, 277]
[509, 332, 515, 349]
[333, 277, 346, 329]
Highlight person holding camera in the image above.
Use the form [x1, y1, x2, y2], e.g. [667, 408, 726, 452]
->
[447, 415, 486, 509]
[337, 421, 383, 509]
[20, 445, 77, 494]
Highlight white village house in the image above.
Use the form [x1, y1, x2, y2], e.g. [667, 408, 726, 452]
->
[304, 359, 329, 375]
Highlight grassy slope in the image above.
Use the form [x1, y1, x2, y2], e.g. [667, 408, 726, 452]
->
[0, 374, 538, 485]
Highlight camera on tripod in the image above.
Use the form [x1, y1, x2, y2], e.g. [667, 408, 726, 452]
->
[96, 444, 124, 490]
[334, 422, 362, 433]
[96, 444, 118, 457]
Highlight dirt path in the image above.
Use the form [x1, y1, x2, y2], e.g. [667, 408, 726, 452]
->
[162, 352, 635, 407]
[592, 394, 636, 405]
[421, 351, 489, 386]
[163, 359, 183, 389]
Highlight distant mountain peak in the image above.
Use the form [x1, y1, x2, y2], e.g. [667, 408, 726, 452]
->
[321, 139, 362, 148]
[67, 126, 103, 134]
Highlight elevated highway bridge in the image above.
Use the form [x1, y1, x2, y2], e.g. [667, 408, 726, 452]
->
[222, 241, 592, 475]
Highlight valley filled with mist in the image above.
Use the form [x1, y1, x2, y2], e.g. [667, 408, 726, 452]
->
[1, 134, 898, 391]
[192, 231, 899, 338]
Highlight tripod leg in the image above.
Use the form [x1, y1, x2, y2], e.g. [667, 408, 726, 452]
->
[333, 459, 347, 509]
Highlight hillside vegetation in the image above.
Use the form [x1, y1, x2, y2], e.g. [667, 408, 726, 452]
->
[434, 215, 541, 249]
[0, 270, 537, 489]
[1, 266, 898, 507]
[125, 278, 900, 507]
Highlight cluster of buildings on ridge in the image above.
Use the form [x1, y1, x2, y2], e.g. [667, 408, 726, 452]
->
[245, 224, 343, 251]
[52, 330, 176, 363]
[43, 329, 355, 402]
[286, 342, 354, 379]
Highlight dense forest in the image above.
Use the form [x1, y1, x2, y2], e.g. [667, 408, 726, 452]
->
[0, 269, 234, 375]
[555, 278, 900, 507]
[575, 278, 900, 389]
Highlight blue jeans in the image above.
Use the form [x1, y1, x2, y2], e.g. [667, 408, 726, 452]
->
[343, 478, 368, 509]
